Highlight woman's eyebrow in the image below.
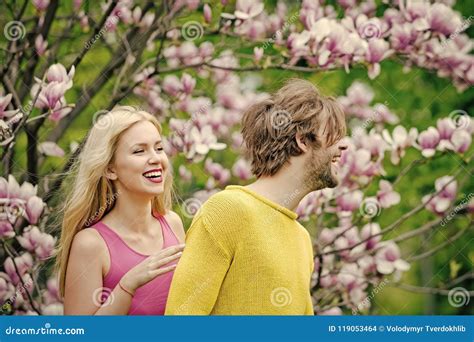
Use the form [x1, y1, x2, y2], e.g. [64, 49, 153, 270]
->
[131, 140, 162, 147]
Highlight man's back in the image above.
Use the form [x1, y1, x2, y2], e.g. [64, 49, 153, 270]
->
[165, 185, 314, 315]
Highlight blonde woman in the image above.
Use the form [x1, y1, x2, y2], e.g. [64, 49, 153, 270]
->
[56, 106, 185, 315]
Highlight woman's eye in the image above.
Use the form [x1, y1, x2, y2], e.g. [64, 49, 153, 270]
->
[133, 149, 144, 154]
[155, 147, 163, 151]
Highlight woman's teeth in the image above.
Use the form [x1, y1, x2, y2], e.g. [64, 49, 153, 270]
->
[144, 171, 162, 178]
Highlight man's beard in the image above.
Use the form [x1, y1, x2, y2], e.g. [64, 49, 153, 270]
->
[303, 150, 338, 191]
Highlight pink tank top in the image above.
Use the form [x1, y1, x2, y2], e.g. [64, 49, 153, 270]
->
[91, 213, 180, 315]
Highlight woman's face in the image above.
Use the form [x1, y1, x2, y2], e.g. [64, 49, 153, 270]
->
[107, 120, 169, 198]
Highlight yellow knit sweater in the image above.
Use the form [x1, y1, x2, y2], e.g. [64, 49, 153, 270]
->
[165, 185, 315, 315]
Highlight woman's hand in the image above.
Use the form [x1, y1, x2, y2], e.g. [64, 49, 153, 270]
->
[120, 244, 185, 294]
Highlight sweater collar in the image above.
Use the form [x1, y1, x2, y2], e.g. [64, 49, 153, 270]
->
[225, 185, 298, 220]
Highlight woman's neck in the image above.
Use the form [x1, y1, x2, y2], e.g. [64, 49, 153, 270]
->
[104, 190, 156, 234]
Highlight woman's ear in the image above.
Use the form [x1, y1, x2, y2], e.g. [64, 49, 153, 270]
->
[105, 165, 118, 180]
[296, 132, 309, 153]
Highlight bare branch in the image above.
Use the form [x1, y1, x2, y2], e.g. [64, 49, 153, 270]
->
[391, 283, 474, 296]
[68, 0, 119, 70]
[407, 223, 472, 262]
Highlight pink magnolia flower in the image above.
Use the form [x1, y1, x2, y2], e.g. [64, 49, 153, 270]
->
[4, 253, 33, 285]
[296, 190, 328, 221]
[360, 223, 382, 250]
[450, 130, 471, 153]
[205, 159, 231, 186]
[73, 0, 82, 11]
[366, 39, 392, 79]
[0, 175, 37, 201]
[178, 165, 192, 182]
[234, 0, 264, 20]
[319, 228, 336, 246]
[337, 190, 363, 212]
[181, 73, 196, 95]
[357, 255, 377, 274]
[162, 75, 182, 97]
[0, 221, 15, 239]
[31, 82, 67, 111]
[344, 81, 374, 106]
[466, 197, 474, 214]
[232, 158, 252, 181]
[417, 127, 440, 157]
[199, 41, 215, 60]
[423, 194, 451, 215]
[382, 125, 418, 164]
[338, 263, 366, 294]
[355, 132, 389, 160]
[17, 226, 43, 252]
[427, 3, 462, 37]
[46, 64, 75, 88]
[423, 176, 457, 216]
[38, 142, 65, 157]
[49, 101, 72, 122]
[372, 103, 399, 124]
[35, 233, 56, 260]
[29, 63, 74, 117]
[32, 0, 49, 11]
[435, 175, 457, 200]
[170, 123, 226, 163]
[0, 94, 20, 120]
[25, 196, 44, 224]
[0, 274, 14, 301]
[43, 277, 61, 305]
[375, 241, 410, 274]
[253, 47, 264, 63]
[389, 23, 419, 52]
[17, 226, 56, 260]
[437, 118, 456, 140]
[376, 180, 400, 208]
[203, 4, 212, 24]
[35, 35, 48, 56]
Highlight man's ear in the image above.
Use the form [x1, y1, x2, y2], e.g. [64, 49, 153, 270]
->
[296, 132, 309, 153]
[105, 164, 118, 180]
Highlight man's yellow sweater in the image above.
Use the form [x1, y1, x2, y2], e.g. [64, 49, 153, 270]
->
[165, 185, 315, 315]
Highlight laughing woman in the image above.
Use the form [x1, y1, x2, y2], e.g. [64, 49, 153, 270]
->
[56, 106, 185, 315]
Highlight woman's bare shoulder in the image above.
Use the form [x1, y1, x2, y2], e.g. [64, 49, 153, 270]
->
[165, 210, 186, 242]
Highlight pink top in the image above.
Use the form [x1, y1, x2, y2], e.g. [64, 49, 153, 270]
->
[91, 213, 180, 315]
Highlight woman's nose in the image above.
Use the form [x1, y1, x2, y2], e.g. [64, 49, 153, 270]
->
[148, 150, 163, 164]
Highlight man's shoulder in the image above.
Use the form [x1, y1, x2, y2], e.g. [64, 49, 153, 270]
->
[189, 187, 253, 235]
[204, 186, 252, 211]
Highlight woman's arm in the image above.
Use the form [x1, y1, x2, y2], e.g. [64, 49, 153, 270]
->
[63, 229, 133, 315]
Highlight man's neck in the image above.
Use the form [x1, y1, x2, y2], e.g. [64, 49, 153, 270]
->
[245, 170, 310, 211]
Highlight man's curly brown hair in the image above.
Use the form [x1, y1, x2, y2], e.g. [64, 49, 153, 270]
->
[241, 78, 346, 178]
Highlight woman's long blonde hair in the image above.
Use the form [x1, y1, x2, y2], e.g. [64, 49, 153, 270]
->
[55, 106, 173, 297]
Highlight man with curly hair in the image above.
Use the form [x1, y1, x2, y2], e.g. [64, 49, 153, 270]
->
[166, 79, 347, 315]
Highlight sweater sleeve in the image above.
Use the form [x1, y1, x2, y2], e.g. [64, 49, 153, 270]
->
[165, 215, 232, 315]
[304, 228, 315, 315]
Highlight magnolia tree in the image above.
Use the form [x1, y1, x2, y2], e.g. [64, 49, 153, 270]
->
[0, 0, 473, 315]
